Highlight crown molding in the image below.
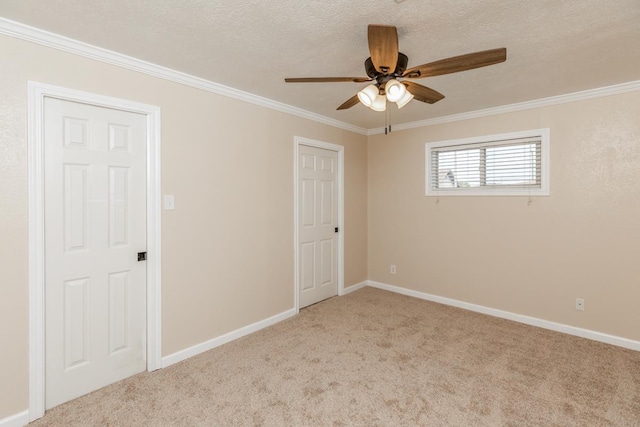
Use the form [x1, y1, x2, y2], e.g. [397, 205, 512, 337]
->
[368, 79, 640, 135]
[0, 17, 368, 136]
[3, 17, 638, 137]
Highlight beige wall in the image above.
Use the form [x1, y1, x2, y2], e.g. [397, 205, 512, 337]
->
[2, 28, 639, 421]
[0, 34, 368, 418]
[368, 91, 640, 342]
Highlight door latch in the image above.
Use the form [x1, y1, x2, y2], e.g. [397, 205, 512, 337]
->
[138, 252, 147, 262]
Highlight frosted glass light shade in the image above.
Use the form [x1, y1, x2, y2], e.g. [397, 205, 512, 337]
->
[396, 90, 414, 109]
[357, 84, 379, 107]
[385, 79, 407, 102]
[370, 94, 387, 111]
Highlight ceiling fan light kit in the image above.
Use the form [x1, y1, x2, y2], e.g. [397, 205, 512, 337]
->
[285, 24, 507, 115]
[357, 84, 379, 107]
[370, 94, 387, 111]
[384, 79, 406, 102]
[396, 90, 414, 109]
[357, 78, 411, 111]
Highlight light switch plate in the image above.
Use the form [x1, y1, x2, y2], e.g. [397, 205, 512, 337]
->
[163, 195, 175, 210]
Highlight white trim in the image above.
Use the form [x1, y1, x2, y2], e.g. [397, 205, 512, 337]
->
[367, 281, 640, 351]
[293, 137, 345, 310]
[0, 17, 366, 136]
[425, 128, 550, 197]
[368, 80, 640, 135]
[27, 82, 162, 421]
[27, 83, 45, 421]
[162, 308, 297, 367]
[342, 280, 368, 295]
[0, 410, 29, 427]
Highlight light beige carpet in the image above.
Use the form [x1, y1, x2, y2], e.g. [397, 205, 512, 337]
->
[31, 287, 640, 426]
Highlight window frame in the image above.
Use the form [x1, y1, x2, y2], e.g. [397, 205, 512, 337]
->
[425, 128, 550, 197]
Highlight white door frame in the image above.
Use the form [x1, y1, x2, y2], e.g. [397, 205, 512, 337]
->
[293, 136, 344, 312]
[27, 82, 162, 421]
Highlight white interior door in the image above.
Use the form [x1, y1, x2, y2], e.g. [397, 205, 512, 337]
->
[298, 145, 338, 308]
[44, 97, 147, 409]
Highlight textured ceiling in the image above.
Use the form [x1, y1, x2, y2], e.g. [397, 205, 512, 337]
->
[1, 0, 639, 129]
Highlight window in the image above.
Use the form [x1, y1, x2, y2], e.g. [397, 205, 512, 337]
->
[425, 128, 550, 196]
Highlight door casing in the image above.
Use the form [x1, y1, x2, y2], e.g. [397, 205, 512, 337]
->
[27, 82, 162, 421]
[293, 136, 344, 312]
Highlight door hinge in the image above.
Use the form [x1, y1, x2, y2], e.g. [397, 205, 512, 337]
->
[138, 252, 147, 262]
[335, 227, 339, 233]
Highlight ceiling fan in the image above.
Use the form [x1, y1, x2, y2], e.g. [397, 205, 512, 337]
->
[285, 25, 507, 111]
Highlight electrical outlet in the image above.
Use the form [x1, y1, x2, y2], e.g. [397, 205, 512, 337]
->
[390, 265, 396, 274]
[575, 298, 585, 311]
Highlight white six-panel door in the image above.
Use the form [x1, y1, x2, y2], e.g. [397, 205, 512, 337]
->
[298, 145, 338, 308]
[44, 98, 147, 408]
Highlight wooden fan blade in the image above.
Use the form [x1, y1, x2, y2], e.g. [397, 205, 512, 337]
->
[285, 77, 372, 83]
[403, 48, 507, 78]
[368, 25, 398, 74]
[337, 94, 360, 110]
[403, 81, 445, 104]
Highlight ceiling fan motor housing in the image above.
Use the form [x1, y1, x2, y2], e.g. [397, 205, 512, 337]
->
[365, 53, 408, 80]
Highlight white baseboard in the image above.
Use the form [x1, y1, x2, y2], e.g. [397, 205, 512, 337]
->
[162, 308, 297, 367]
[367, 280, 640, 351]
[342, 280, 368, 295]
[0, 410, 29, 427]
[162, 281, 368, 368]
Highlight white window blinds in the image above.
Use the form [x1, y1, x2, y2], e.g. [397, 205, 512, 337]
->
[425, 129, 550, 196]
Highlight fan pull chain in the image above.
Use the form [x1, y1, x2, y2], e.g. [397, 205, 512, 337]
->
[384, 107, 392, 135]
[384, 108, 388, 134]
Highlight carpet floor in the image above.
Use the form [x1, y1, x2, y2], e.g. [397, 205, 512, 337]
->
[31, 287, 640, 426]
